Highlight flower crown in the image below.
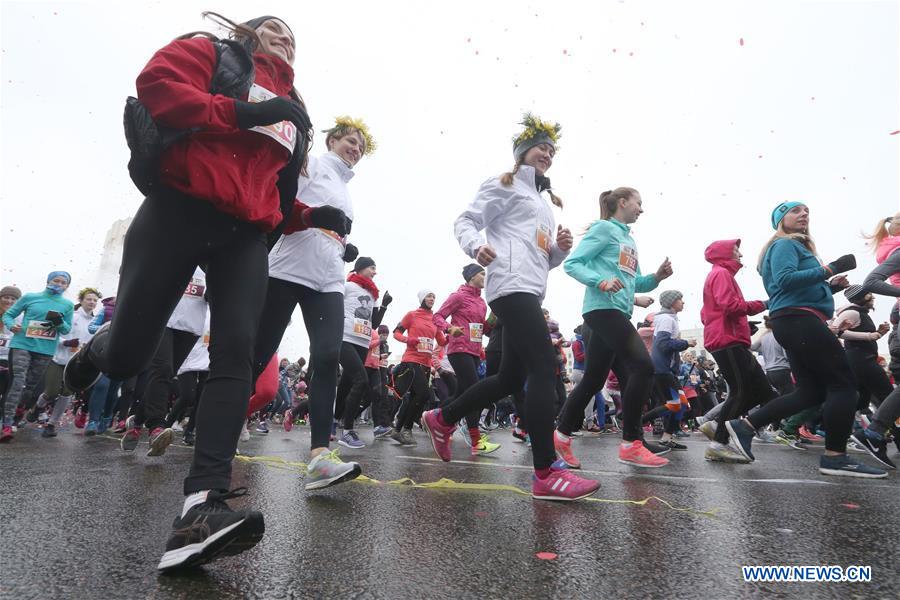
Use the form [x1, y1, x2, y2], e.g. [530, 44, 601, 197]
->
[322, 116, 377, 155]
[513, 112, 562, 147]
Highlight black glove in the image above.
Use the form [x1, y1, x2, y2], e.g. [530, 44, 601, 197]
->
[826, 254, 856, 275]
[382, 291, 393, 307]
[46, 313, 63, 327]
[302, 206, 351, 237]
[234, 97, 312, 131]
[343, 243, 359, 263]
[62, 338, 80, 348]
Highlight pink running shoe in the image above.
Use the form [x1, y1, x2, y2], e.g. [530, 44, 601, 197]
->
[74, 412, 86, 429]
[618, 440, 669, 468]
[421, 409, 456, 462]
[0, 425, 13, 443]
[798, 425, 823, 442]
[283, 410, 294, 433]
[532, 464, 600, 501]
[553, 430, 582, 469]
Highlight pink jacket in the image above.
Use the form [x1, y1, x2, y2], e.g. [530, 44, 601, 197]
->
[433, 284, 489, 357]
[701, 239, 767, 352]
[876, 236, 900, 286]
[364, 330, 381, 369]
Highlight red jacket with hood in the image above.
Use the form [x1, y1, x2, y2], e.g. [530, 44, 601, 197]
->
[700, 239, 767, 352]
[432, 284, 489, 357]
[137, 37, 309, 232]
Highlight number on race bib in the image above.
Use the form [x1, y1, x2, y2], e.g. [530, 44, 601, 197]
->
[618, 244, 638, 277]
[353, 318, 372, 337]
[536, 223, 552, 256]
[468, 323, 484, 343]
[25, 320, 55, 340]
[417, 337, 435, 354]
[184, 280, 206, 298]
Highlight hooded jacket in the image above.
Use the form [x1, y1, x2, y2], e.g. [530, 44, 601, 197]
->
[454, 165, 568, 303]
[760, 237, 833, 317]
[701, 240, 767, 351]
[433, 284, 489, 357]
[2, 290, 74, 356]
[875, 235, 900, 286]
[394, 308, 448, 367]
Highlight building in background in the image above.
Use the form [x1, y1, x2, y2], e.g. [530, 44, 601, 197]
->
[94, 217, 131, 297]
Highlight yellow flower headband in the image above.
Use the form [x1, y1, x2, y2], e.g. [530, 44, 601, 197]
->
[513, 112, 562, 149]
[322, 116, 377, 155]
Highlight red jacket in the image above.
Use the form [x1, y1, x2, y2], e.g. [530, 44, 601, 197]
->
[433, 284, 489, 357]
[137, 38, 307, 232]
[394, 308, 448, 367]
[701, 239, 767, 351]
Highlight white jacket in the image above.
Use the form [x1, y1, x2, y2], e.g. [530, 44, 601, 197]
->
[343, 280, 376, 347]
[178, 330, 210, 374]
[166, 267, 208, 336]
[454, 165, 568, 303]
[268, 152, 355, 294]
[52, 306, 95, 366]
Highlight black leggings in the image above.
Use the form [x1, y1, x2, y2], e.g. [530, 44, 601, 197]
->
[441, 293, 558, 470]
[252, 277, 343, 451]
[96, 189, 268, 495]
[711, 345, 777, 444]
[642, 373, 682, 435]
[336, 342, 376, 430]
[747, 313, 857, 453]
[449, 353, 481, 429]
[485, 350, 526, 430]
[846, 350, 893, 413]
[765, 368, 795, 396]
[557, 309, 653, 442]
[137, 327, 199, 430]
[393, 362, 432, 430]
[169, 370, 208, 433]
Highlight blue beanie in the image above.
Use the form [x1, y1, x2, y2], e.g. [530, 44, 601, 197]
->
[771, 201, 805, 230]
[47, 271, 71, 284]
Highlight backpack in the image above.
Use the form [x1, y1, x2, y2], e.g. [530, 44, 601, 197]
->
[123, 39, 256, 196]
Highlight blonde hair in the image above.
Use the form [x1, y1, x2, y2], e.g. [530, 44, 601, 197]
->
[326, 127, 366, 155]
[757, 221, 819, 272]
[863, 213, 900, 252]
[598, 187, 639, 220]
[500, 161, 563, 208]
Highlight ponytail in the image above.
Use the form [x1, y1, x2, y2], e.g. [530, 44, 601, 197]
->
[863, 215, 896, 252]
[598, 187, 638, 220]
[500, 161, 563, 208]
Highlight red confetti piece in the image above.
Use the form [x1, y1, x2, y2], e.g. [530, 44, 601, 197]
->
[890, 130, 900, 135]
[612, 48, 617, 53]
[536, 552, 558, 560]
[739, 38, 744, 46]
[562, 49, 568, 55]
[841, 503, 860, 509]
[475, 50, 479, 55]
[466, 37, 471, 43]
[474, 511, 488, 517]
[810, 96, 815, 101]
[758, 155, 763, 159]
[629, 52, 634, 56]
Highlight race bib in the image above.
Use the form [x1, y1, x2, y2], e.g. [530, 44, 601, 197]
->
[203, 332, 211, 346]
[417, 337, 435, 354]
[353, 318, 372, 337]
[317, 228, 347, 247]
[469, 322, 484, 343]
[25, 320, 55, 340]
[536, 223, 552, 257]
[618, 244, 638, 277]
[247, 83, 297, 153]
[184, 277, 205, 298]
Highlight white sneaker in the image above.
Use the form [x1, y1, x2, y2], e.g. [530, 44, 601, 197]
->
[239, 424, 250, 442]
[171, 422, 183, 433]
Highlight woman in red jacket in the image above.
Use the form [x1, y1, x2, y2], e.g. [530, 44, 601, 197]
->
[391, 290, 448, 445]
[700, 239, 772, 462]
[63, 14, 350, 572]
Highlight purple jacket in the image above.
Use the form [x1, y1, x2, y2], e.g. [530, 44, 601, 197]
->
[433, 284, 489, 357]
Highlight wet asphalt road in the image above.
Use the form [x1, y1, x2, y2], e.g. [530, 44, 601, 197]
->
[1, 422, 897, 600]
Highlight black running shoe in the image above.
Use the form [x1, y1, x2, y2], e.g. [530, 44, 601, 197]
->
[641, 439, 672, 456]
[850, 431, 897, 470]
[64, 323, 109, 393]
[658, 439, 687, 450]
[725, 418, 756, 462]
[157, 488, 264, 572]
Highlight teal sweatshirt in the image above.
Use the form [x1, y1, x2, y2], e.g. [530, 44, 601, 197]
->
[2, 291, 74, 356]
[564, 218, 659, 317]
[760, 237, 833, 316]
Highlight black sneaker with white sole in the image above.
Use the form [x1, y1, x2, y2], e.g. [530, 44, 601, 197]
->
[63, 322, 110, 392]
[641, 439, 672, 456]
[818, 454, 887, 479]
[157, 488, 264, 572]
[850, 431, 897, 470]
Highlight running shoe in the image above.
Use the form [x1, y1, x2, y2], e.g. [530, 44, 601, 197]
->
[63, 324, 108, 392]
[673, 430, 690, 439]
[121, 427, 141, 452]
[456, 424, 473, 448]
[239, 424, 250, 442]
[773, 430, 806, 450]
[421, 409, 456, 462]
[256, 421, 269, 434]
[725, 418, 756, 462]
[372, 425, 392, 439]
[0, 425, 13, 443]
[98, 416, 113, 434]
[113, 419, 127, 434]
[479, 418, 498, 432]
[42, 424, 57, 438]
[584, 422, 603, 435]
[125, 414, 135, 430]
[818, 454, 887, 479]
[338, 430, 366, 449]
[390, 428, 405, 445]
[698, 420, 717, 441]
[171, 421, 184, 433]
[400, 429, 417, 446]
[657, 439, 687, 450]
[183, 430, 195, 447]
[618, 440, 669, 468]
[553, 430, 582, 469]
[147, 427, 174, 457]
[85, 421, 99, 437]
[704, 442, 750, 463]
[25, 404, 40, 423]
[73, 412, 86, 429]
[471, 434, 501, 456]
[642, 439, 671, 456]
[846, 439, 868, 454]
[305, 449, 362, 491]
[754, 429, 779, 444]
[157, 488, 264, 572]
[850, 430, 896, 470]
[798, 425, 823, 442]
[531, 462, 600, 501]
[283, 411, 294, 433]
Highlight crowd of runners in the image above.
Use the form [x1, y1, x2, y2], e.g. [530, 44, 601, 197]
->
[2, 13, 898, 573]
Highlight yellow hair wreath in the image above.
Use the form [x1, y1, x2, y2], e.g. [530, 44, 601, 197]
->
[513, 112, 562, 148]
[323, 116, 377, 155]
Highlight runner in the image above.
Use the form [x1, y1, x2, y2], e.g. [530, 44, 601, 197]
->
[0, 286, 23, 435]
[555, 187, 674, 470]
[420, 113, 600, 500]
[1, 272, 74, 442]
[166, 330, 211, 446]
[60, 14, 346, 569]
[724, 201, 887, 478]
[433, 263, 500, 455]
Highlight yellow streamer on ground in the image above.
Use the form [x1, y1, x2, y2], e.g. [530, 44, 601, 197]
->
[235, 454, 720, 518]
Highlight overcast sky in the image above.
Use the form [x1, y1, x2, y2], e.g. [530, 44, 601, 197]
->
[2, 0, 898, 361]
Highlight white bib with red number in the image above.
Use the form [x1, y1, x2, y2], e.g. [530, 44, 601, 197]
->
[184, 276, 206, 299]
[468, 323, 484, 343]
[536, 223, 552, 257]
[417, 337, 435, 354]
[353, 318, 372, 338]
[25, 320, 55, 340]
[617, 244, 638, 277]
[247, 83, 297, 153]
